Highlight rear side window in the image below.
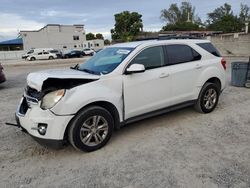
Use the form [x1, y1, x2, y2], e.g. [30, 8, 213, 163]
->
[166, 44, 201, 65]
[197, 43, 221, 57]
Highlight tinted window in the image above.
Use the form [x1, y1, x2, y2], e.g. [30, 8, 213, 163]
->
[166, 45, 201, 64]
[166, 45, 193, 64]
[197, 43, 221, 57]
[43, 52, 49, 54]
[130, 46, 164, 69]
[38, 52, 42, 55]
[50, 50, 58, 53]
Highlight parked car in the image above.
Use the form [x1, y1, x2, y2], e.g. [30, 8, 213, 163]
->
[83, 48, 95, 56]
[22, 48, 54, 59]
[15, 39, 226, 152]
[26, 51, 57, 61]
[63, 50, 84, 58]
[49, 49, 63, 59]
[0, 63, 6, 83]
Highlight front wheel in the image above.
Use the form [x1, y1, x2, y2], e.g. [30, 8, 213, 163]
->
[30, 57, 36, 61]
[195, 82, 220, 113]
[68, 106, 114, 152]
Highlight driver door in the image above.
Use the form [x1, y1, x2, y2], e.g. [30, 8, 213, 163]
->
[123, 46, 172, 119]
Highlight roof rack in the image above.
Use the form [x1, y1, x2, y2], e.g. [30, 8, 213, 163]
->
[135, 35, 203, 41]
[158, 35, 201, 40]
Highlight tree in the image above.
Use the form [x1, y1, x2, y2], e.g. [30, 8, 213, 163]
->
[111, 11, 143, 42]
[96, 33, 104, 40]
[161, 2, 201, 24]
[162, 22, 200, 31]
[207, 3, 242, 33]
[104, 39, 111, 45]
[207, 3, 233, 24]
[239, 3, 250, 30]
[161, 2, 201, 31]
[86, 33, 96, 40]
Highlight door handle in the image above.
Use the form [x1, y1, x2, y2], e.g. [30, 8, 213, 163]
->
[159, 73, 170, 78]
[195, 64, 202, 69]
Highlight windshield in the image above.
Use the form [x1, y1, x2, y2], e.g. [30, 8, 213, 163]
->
[78, 47, 134, 75]
[27, 50, 34, 54]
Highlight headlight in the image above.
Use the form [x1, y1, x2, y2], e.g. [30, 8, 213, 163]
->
[41, 89, 65, 110]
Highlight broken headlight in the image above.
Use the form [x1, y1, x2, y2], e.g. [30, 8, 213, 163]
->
[41, 89, 65, 110]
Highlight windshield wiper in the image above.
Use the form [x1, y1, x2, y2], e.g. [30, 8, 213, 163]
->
[81, 68, 100, 75]
[70, 64, 79, 70]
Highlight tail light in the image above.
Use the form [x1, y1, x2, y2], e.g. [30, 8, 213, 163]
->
[221, 58, 226, 70]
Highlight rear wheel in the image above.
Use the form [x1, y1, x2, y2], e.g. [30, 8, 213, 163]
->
[195, 82, 220, 113]
[68, 106, 114, 152]
[49, 56, 54, 60]
[30, 57, 35, 61]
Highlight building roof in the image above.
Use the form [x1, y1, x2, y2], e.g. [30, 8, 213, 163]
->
[20, 24, 84, 33]
[0, 38, 23, 45]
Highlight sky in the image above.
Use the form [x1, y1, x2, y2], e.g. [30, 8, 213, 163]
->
[0, 0, 249, 41]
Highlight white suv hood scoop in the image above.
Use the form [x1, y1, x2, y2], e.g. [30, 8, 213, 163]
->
[27, 68, 100, 91]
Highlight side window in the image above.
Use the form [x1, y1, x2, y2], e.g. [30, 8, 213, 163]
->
[130, 46, 165, 70]
[38, 52, 42, 55]
[43, 52, 49, 55]
[166, 44, 201, 64]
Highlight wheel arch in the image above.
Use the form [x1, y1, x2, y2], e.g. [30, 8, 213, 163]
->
[63, 100, 121, 140]
[204, 77, 221, 91]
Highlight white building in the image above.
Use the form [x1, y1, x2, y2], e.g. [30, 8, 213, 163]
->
[19, 24, 104, 51]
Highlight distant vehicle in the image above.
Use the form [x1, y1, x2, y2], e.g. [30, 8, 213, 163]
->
[63, 50, 84, 58]
[0, 63, 6, 84]
[49, 49, 63, 59]
[83, 48, 95, 56]
[26, 51, 57, 61]
[22, 48, 54, 59]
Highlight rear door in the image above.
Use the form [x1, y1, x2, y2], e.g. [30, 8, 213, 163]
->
[123, 45, 172, 119]
[43, 52, 49, 59]
[36, 52, 43, 60]
[165, 44, 202, 104]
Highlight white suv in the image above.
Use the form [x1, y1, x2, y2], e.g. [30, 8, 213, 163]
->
[27, 51, 57, 61]
[83, 48, 95, 56]
[15, 39, 226, 151]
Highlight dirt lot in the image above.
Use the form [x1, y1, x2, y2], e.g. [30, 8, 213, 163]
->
[0, 57, 250, 188]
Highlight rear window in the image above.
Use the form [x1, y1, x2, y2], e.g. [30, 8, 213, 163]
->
[197, 43, 221, 57]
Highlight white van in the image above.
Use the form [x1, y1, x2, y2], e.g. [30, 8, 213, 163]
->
[22, 48, 54, 59]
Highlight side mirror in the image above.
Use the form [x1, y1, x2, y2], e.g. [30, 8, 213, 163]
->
[126, 64, 145, 74]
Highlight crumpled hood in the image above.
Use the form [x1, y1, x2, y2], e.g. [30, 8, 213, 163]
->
[27, 68, 100, 91]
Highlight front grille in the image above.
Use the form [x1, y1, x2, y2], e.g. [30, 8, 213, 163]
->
[26, 86, 41, 99]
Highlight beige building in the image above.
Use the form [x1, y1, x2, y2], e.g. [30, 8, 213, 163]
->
[19, 24, 104, 51]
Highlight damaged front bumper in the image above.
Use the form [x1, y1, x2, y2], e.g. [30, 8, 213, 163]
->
[15, 96, 74, 148]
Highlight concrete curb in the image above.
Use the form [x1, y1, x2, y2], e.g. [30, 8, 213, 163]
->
[1, 57, 90, 67]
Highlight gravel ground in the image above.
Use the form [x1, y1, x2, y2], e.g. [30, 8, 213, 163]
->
[0, 57, 250, 188]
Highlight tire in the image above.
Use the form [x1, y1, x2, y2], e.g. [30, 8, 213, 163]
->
[30, 57, 35, 61]
[49, 56, 54, 60]
[195, 82, 220, 113]
[68, 106, 114, 152]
